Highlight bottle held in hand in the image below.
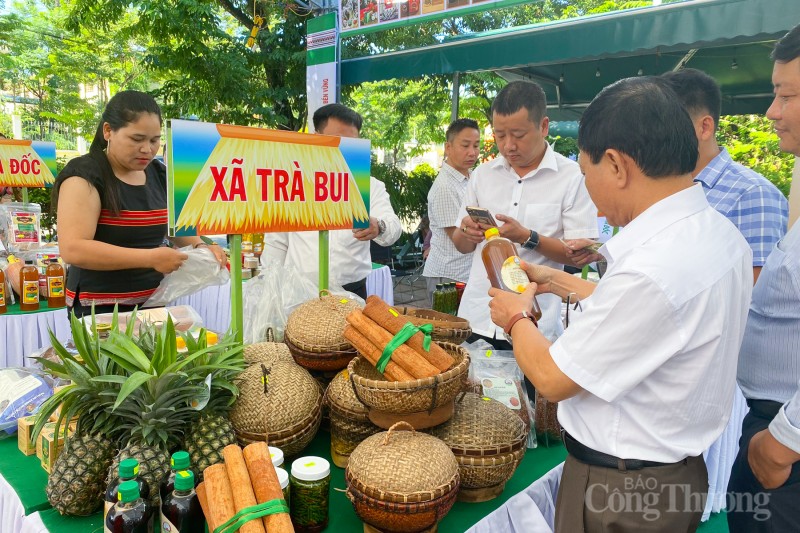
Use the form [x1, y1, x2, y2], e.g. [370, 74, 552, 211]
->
[482, 228, 542, 321]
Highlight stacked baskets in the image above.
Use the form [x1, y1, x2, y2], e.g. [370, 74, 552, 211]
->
[347, 342, 470, 430]
[346, 422, 460, 533]
[230, 343, 322, 457]
[429, 393, 527, 502]
[285, 292, 362, 383]
[324, 369, 381, 468]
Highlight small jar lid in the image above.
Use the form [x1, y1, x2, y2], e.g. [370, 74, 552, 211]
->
[174, 470, 195, 491]
[275, 467, 289, 489]
[269, 446, 284, 468]
[119, 458, 139, 478]
[117, 480, 140, 503]
[171, 450, 190, 470]
[291, 456, 330, 482]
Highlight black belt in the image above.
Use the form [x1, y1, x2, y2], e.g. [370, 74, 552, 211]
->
[746, 399, 782, 420]
[562, 431, 688, 471]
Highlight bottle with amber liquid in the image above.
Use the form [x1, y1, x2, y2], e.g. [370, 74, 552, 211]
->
[46, 259, 66, 308]
[19, 260, 40, 312]
[481, 227, 542, 321]
[105, 480, 151, 533]
[0, 269, 7, 314]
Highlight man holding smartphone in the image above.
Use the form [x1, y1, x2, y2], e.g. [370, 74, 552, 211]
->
[451, 80, 597, 345]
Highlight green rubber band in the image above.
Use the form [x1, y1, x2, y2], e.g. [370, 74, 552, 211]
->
[377, 322, 434, 373]
[213, 499, 289, 533]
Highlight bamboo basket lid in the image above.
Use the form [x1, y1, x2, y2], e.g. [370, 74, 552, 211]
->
[243, 341, 294, 366]
[230, 359, 322, 438]
[285, 292, 363, 352]
[346, 422, 459, 504]
[325, 369, 369, 421]
[429, 393, 527, 457]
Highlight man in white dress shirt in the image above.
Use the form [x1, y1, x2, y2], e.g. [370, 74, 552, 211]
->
[423, 118, 481, 304]
[727, 24, 800, 532]
[451, 80, 598, 346]
[489, 77, 752, 531]
[262, 104, 402, 298]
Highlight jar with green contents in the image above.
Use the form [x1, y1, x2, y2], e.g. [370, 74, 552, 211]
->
[432, 283, 444, 312]
[275, 467, 291, 507]
[290, 456, 330, 532]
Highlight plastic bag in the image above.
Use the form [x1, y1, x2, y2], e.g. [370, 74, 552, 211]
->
[465, 340, 537, 448]
[242, 259, 364, 344]
[143, 246, 229, 308]
[0, 202, 42, 253]
[0, 368, 55, 436]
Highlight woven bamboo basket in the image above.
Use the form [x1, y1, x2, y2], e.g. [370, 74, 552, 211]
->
[347, 343, 470, 427]
[346, 422, 459, 532]
[243, 340, 294, 366]
[325, 369, 380, 467]
[392, 307, 472, 344]
[428, 393, 527, 502]
[230, 359, 322, 457]
[284, 292, 363, 371]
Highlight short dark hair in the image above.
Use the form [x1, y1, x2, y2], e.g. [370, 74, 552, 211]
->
[445, 118, 480, 143]
[578, 77, 698, 178]
[312, 103, 363, 133]
[660, 68, 721, 129]
[773, 23, 800, 62]
[491, 81, 547, 124]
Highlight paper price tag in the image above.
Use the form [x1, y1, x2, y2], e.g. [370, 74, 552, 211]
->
[485, 350, 493, 358]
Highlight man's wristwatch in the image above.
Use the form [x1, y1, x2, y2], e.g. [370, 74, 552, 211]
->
[504, 310, 538, 335]
[377, 219, 386, 236]
[522, 229, 540, 250]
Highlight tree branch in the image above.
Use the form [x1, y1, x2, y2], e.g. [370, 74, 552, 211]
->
[217, 0, 254, 29]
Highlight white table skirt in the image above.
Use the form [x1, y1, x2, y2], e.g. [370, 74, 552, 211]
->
[0, 473, 26, 533]
[0, 309, 70, 369]
[171, 265, 394, 334]
[19, 512, 45, 533]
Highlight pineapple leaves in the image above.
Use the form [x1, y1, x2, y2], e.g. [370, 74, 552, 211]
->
[101, 332, 152, 373]
[113, 371, 155, 410]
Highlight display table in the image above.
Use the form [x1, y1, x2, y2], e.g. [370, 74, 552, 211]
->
[0, 303, 69, 369]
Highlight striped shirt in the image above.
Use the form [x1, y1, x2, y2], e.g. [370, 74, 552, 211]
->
[738, 220, 800, 453]
[422, 162, 472, 282]
[695, 148, 788, 266]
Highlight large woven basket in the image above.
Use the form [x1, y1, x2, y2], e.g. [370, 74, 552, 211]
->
[325, 369, 380, 467]
[284, 292, 362, 352]
[243, 340, 294, 366]
[346, 422, 459, 532]
[285, 335, 357, 372]
[428, 393, 527, 501]
[392, 307, 472, 344]
[230, 359, 322, 457]
[348, 343, 470, 415]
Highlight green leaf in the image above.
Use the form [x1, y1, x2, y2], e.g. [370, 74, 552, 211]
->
[90, 375, 128, 384]
[113, 371, 155, 410]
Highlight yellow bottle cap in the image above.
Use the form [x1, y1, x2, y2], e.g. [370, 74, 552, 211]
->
[484, 227, 500, 239]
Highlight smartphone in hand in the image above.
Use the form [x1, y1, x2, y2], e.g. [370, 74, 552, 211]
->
[466, 206, 498, 227]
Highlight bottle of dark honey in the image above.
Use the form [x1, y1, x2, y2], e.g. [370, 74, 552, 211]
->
[19, 260, 40, 312]
[481, 227, 542, 321]
[46, 259, 66, 308]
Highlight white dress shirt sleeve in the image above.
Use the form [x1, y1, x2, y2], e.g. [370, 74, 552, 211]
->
[369, 177, 402, 247]
[769, 386, 800, 454]
[454, 176, 479, 228]
[550, 270, 682, 403]
[561, 173, 599, 239]
[261, 232, 289, 266]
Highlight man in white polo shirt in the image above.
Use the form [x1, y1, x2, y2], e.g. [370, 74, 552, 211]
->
[451, 80, 597, 345]
[489, 77, 752, 531]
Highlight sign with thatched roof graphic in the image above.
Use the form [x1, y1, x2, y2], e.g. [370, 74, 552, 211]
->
[166, 119, 371, 237]
[0, 139, 57, 188]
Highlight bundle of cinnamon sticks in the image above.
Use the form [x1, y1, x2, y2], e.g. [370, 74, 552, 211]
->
[343, 296, 456, 382]
[197, 443, 294, 533]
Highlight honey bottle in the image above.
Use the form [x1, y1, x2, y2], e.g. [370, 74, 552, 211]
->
[481, 227, 542, 320]
[46, 259, 66, 308]
[19, 260, 40, 312]
[0, 269, 6, 314]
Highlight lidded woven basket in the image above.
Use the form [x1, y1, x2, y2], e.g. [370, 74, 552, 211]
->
[393, 307, 472, 344]
[243, 341, 294, 366]
[346, 422, 459, 532]
[428, 393, 526, 502]
[325, 369, 380, 467]
[284, 292, 362, 371]
[230, 359, 322, 457]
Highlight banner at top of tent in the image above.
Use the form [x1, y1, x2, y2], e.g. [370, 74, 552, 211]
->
[340, 0, 527, 37]
[0, 139, 57, 188]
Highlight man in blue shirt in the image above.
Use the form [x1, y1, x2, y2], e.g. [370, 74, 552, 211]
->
[662, 68, 788, 282]
[727, 23, 800, 532]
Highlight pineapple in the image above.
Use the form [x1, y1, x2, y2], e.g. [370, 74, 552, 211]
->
[185, 411, 237, 480]
[33, 311, 134, 515]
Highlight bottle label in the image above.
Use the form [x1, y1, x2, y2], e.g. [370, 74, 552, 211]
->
[160, 511, 179, 531]
[0, 282, 5, 302]
[47, 276, 64, 297]
[500, 257, 529, 293]
[22, 280, 39, 304]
